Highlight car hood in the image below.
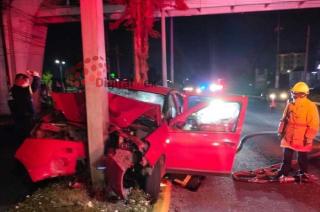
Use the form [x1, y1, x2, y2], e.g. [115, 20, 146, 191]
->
[51, 92, 161, 128]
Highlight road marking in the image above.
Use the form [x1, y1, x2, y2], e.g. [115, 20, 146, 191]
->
[153, 179, 172, 212]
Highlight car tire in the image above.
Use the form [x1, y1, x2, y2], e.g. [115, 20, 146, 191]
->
[144, 159, 162, 202]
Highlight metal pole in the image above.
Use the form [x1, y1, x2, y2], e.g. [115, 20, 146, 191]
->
[115, 45, 121, 78]
[275, 14, 281, 89]
[170, 17, 174, 84]
[161, 9, 168, 87]
[59, 64, 65, 92]
[303, 25, 310, 81]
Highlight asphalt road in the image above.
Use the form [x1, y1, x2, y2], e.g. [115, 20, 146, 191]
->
[169, 99, 320, 212]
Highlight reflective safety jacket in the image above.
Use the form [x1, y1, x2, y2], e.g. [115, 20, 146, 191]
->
[278, 97, 319, 152]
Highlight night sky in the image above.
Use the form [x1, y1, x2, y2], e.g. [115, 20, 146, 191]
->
[43, 8, 320, 90]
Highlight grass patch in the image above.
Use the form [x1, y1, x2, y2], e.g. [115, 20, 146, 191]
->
[10, 181, 152, 212]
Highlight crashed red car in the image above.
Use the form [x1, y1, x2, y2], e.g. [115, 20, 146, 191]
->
[15, 84, 248, 200]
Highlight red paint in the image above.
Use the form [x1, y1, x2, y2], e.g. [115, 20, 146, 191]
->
[105, 149, 133, 198]
[84, 58, 91, 63]
[15, 138, 85, 182]
[51, 92, 86, 123]
[109, 93, 162, 128]
[91, 64, 97, 71]
[144, 123, 169, 166]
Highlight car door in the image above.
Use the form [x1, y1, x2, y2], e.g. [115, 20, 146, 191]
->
[165, 95, 248, 174]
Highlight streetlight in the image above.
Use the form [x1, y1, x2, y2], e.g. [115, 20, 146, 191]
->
[55, 59, 66, 92]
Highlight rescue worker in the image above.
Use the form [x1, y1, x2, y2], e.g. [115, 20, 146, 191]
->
[269, 95, 277, 111]
[277, 82, 319, 182]
[8, 70, 41, 141]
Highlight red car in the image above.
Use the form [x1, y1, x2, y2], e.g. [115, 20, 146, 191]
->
[15, 84, 248, 200]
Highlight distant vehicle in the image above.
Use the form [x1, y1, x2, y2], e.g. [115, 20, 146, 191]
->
[265, 88, 289, 102]
[183, 79, 225, 94]
[15, 84, 247, 201]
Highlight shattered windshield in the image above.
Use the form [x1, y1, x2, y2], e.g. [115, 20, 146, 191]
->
[109, 87, 165, 110]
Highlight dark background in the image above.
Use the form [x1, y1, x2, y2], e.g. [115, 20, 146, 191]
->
[43, 8, 320, 91]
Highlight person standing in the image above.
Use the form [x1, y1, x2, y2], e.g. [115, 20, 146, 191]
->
[8, 70, 41, 141]
[277, 82, 319, 182]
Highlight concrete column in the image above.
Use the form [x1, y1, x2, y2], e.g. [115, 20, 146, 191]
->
[80, 0, 108, 189]
[2, 0, 46, 113]
[161, 10, 168, 87]
[0, 25, 10, 115]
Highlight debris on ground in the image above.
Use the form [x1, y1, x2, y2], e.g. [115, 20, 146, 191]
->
[9, 181, 152, 212]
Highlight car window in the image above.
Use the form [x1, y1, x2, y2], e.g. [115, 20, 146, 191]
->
[182, 100, 241, 132]
[109, 87, 165, 110]
[187, 95, 213, 108]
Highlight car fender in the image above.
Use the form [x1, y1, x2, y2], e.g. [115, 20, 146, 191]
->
[15, 138, 85, 182]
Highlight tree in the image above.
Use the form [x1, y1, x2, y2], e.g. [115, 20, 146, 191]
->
[109, 0, 187, 83]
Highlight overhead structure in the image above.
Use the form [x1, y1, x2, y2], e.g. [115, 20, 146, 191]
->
[35, 0, 320, 24]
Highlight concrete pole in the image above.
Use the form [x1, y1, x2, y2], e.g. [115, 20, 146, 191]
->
[133, 0, 142, 83]
[133, 29, 141, 83]
[170, 17, 174, 84]
[303, 25, 310, 81]
[80, 0, 108, 190]
[275, 14, 281, 89]
[161, 9, 168, 87]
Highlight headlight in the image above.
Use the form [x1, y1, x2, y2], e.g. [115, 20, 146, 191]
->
[269, 93, 276, 100]
[209, 83, 223, 92]
[196, 87, 202, 94]
[279, 92, 288, 100]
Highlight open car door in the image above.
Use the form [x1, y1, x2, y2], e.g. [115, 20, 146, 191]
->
[165, 95, 248, 174]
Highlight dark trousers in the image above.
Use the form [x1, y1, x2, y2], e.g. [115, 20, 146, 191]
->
[279, 148, 308, 176]
[13, 115, 34, 142]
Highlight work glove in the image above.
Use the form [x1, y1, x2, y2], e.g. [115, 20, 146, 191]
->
[26, 70, 40, 77]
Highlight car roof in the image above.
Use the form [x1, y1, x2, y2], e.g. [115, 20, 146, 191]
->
[108, 82, 172, 95]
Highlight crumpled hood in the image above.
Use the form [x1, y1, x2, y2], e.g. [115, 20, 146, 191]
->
[108, 93, 161, 128]
[51, 92, 86, 123]
[51, 92, 161, 128]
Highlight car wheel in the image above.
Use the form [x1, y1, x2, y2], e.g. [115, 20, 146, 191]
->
[144, 159, 162, 202]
